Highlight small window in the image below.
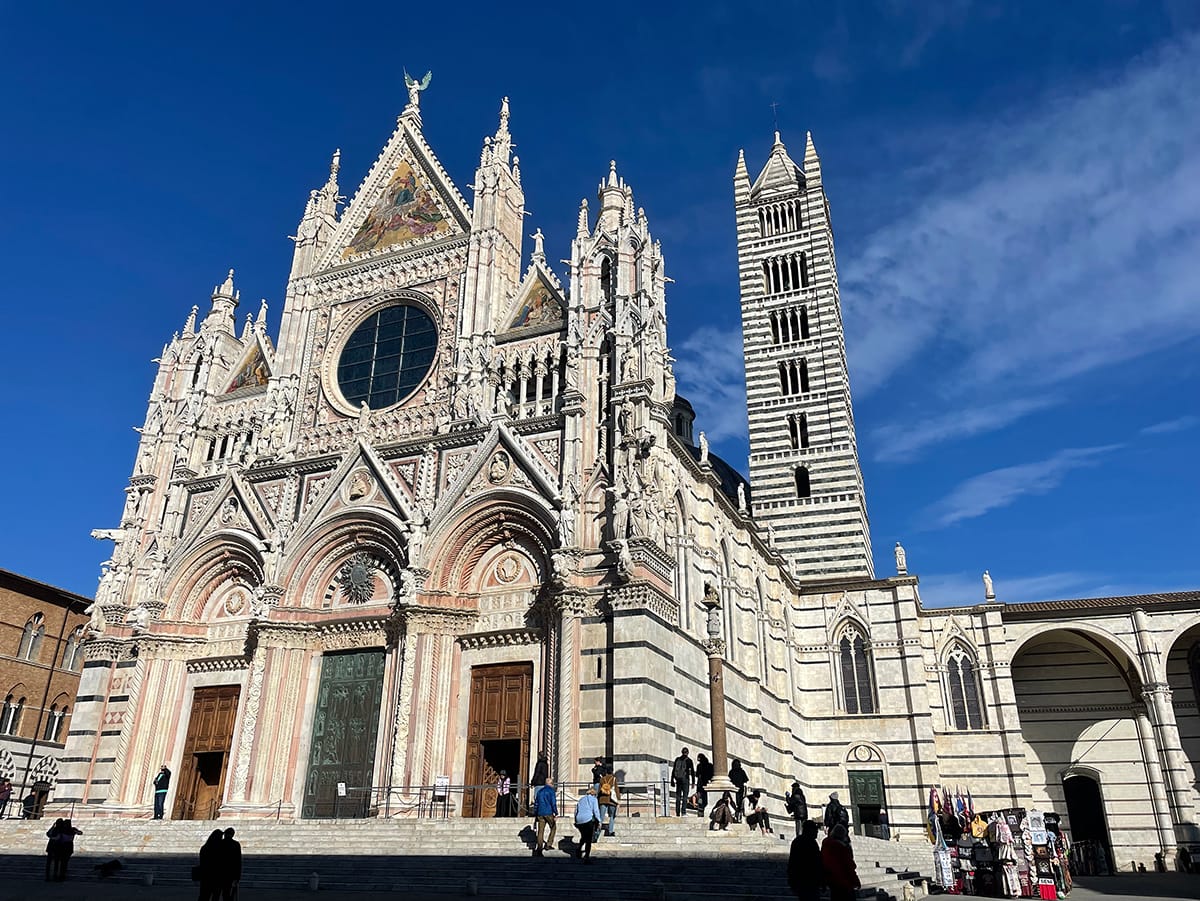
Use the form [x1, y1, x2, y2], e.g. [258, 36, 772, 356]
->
[62, 628, 85, 671]
[18, 614, 45, 662]
[0, 695, 25, 736]
[794, 466, 811, 498]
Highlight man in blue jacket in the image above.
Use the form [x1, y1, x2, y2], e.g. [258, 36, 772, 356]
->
[532, 777, 558, 856]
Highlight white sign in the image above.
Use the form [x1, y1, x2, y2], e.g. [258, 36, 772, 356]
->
[659, 763, 670, 783]
[336, 782, 347, 797]
[433, 775, 450, 800]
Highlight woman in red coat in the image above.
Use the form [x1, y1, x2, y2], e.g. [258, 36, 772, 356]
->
[821, 824, 861, 901]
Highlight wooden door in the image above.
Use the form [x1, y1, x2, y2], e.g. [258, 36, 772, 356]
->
[463, 663, 533, 817]
[301, 649, 386, 819]
[173, 685, 240, 820]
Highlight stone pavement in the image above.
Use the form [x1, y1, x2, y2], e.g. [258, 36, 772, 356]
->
[1070, 873, 1200, 900]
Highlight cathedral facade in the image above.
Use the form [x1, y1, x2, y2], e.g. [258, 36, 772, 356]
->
[60, 87, 1199, 867]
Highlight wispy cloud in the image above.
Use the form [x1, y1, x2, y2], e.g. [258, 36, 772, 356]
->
[1140, 414, 1198, 435]
[872, 395, 1060, 463]
[917, 570, 1098, 607]
[844, 33, 1200, 445]
[672, 325, 747, 447]
[921, 444, 1121, 528]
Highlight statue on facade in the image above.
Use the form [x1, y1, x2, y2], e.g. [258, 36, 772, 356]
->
[83, 601, 106, 636]
[698, 431, 709, 465]
[737, 481, 747, 513]
[613, 539, 633, 581]
[403, 69, 432, 111]
[606, 486, 630, 542]
[894, 541, 907, 575]
[982, 570, 995, 599]
[125, 603, 151, 633]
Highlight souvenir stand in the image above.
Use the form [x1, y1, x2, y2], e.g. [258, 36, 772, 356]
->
[925, 787, 1071, 897]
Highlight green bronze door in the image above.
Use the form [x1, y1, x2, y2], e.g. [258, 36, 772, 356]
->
[302, 649, 386, 818]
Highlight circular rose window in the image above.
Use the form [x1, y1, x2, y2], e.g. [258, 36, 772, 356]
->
[336, 304, 437, 410]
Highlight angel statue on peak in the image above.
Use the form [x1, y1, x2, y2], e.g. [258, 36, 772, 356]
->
[404, 70, 432, 109]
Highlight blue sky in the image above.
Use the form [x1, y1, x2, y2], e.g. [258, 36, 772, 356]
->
[1, 2, 1197, 605]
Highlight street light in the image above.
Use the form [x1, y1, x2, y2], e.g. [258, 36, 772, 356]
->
[701, 583, 736, 795]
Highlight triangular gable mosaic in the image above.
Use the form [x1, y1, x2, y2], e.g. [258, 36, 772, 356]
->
[502, 270, 564, 333]
[342, 159, 451, 259]
[225, 340, 271, 394]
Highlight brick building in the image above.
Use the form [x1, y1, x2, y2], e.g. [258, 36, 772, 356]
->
[0, 569, 89, 816]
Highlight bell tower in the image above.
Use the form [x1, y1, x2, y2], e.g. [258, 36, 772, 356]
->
[735, 132, 873, 579]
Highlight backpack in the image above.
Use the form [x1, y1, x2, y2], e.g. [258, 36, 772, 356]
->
[600, 773, 618, 801]
[672, 757, 689, 781]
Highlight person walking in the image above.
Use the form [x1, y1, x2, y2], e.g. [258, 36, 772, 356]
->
[532, 777, 558, 856]
[821, 824, 860, 901]
[529, 750, 549, 817]
[0, 778, 11, 819]
[218, 827, 241, 901]
[196, 829, 224, 901]
[671, 747, 694, 816]
[590, 756, 607, 791]
[44, 819, 63, 881]
[153, 764, 171, 819]
[787, 820, 825, 901]
[785, 781, 808, 837]
[695, 753, 714, 818]
[728, 759, 749, 821]
[745, 789, 773, 835]
[597, 768, 619, 837]
[573, 787, 601, 862]
[823, 792, 849, 835]
[45, 818, 81, 881]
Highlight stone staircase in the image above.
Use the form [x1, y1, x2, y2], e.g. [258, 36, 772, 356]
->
[0, 816, 932, 900]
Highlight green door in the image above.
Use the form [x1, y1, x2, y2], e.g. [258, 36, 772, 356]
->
[302, 649, 386, 818]
[847, 769, 886, 837]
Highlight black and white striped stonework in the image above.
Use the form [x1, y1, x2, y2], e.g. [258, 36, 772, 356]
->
[734, 134, 874, 580]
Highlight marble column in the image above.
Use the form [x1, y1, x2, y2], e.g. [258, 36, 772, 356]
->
[1133, 708, 1177, 854]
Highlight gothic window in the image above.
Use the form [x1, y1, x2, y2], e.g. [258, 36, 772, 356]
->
[0, 695, 24, 735]
[799, 252, 810, 288]
[787, 416, 799, 450]
[799, 306, 810, 339]
[18, 614, 45, 662]
[600, 257, 614, 303]
[62, 628, 84, 672]
[945, 645, 986, 730]
[770, 312, 780, 345]
[336, 303, 438, 411]
[798, 413, 810, 448]
[794, 466, 811, 498]
[778, 362, 788, 394]
[43, 705, 70, 742]
[191, 357, 203, 388]
[838, 626, 876, 714]
[799, 359, 809, 393]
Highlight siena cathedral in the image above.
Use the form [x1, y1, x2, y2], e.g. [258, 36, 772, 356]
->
[61, 83, 1200, 867]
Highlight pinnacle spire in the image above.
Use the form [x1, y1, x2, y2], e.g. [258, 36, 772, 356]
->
[241, 313, 253, 341]
[203, 269, 239, 335]
[182, 305, 199, 336]
[577, 199, 589, 237]
[607, 159, 619, 187]
[255, 299, 268, 334]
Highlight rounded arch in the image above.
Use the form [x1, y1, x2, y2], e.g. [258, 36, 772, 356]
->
[285, 509, 410, 610]
[165, 532, 266, 622]
[1009, 623, 1145, 691]
[1161, 612, 1200, 669]
[425, 492, 557, 594]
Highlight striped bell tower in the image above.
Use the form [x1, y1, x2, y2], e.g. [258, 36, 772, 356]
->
[734, 131, 874, 580]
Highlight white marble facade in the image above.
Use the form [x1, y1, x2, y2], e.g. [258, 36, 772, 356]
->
[58, 86, 1199, 868]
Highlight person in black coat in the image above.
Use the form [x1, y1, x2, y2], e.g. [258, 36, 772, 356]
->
[785, 781, 809, 836]
[197, 829, 223, 901]
[695, 753, 714, 817]
[530, 750, 550, 817]
[728, 759, 749, 821]
[218, 828, 241, 901]
[787, 819, 825, 901]
[823, 792, 849, 835]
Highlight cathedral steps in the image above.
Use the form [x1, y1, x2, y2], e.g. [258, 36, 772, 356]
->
[0, 817, 931, 899]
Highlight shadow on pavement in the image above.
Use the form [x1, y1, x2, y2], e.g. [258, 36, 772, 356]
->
[1072, 873, 1200, 900]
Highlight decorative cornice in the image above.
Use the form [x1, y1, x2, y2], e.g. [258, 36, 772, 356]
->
[458, 628, 543, 650]
[605, 581, 679, 626]
[402, 606, 477, 636]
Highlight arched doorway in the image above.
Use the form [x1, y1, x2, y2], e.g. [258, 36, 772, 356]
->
[1062, 773, 1112, 874]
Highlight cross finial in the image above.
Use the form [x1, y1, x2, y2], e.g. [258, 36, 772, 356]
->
[769, 101, 780, 132]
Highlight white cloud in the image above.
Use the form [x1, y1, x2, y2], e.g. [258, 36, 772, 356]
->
[843, 33, 1200, 443]
[921, 444, 1121, 528]
[872, 395, 1060, 463]
[671, 325, 747, 446]
[1140, 414, 1199, 435]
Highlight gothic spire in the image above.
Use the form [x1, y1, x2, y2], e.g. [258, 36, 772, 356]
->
[202, 269, 239, 335]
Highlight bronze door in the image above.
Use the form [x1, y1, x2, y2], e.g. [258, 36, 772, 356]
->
[173, 685, 240, 820]
[301, 649, 386, 819]
[463, 663, 533, 817]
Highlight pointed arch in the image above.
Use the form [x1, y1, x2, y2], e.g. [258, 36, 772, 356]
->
[944, 641, 986, 730]
[834, 620, 876, 715]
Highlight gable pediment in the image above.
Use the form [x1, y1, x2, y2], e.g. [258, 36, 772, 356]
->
[291, 440, 416, 538]
[223, 335, 273, 396]
[498, 266, 565, 338]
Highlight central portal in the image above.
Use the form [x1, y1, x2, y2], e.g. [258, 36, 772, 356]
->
[174, 685, 240, 820]
[301, 649, 386, 819]
[463, 662, 533, 818]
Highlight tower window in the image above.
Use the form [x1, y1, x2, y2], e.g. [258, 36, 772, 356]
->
[799, 359, 809, 393]
[800, 305, 810, 339]
[798, 412, 809, 448]
[794, 466, 811, 498]
[770, 312, 780, 345]
[800, 252, 810, 288]
[600, 257, 614, 303]
[787, 417, 799, 450]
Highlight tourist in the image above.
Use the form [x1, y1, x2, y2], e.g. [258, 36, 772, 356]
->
[821, 824, 860, 901]
[695, 752, 714, 817]
[496, 770, 512, 817]
[597, 768, 619, 837]
[823, 792, 849, 835]
[709, 791, 736, 830]
[787, 820, 825, 901]
[878, 807, 890, 840]
[530, 750, 549, 816]
[573, 787, 601, 862]
[196, 829, 223, 901]
[532, 777, 557, 856]
[218, 827, 241, 900]
[671, 747, 694, 816]
[745, 789, 773, 835]
[785, 781, 808, 836]
[590, 755, 607, 791]
[0, 778, 11, 818]
[46, 817, 82, 881]
[153, 763, 171, 819]
[728, 759, 749, 821]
